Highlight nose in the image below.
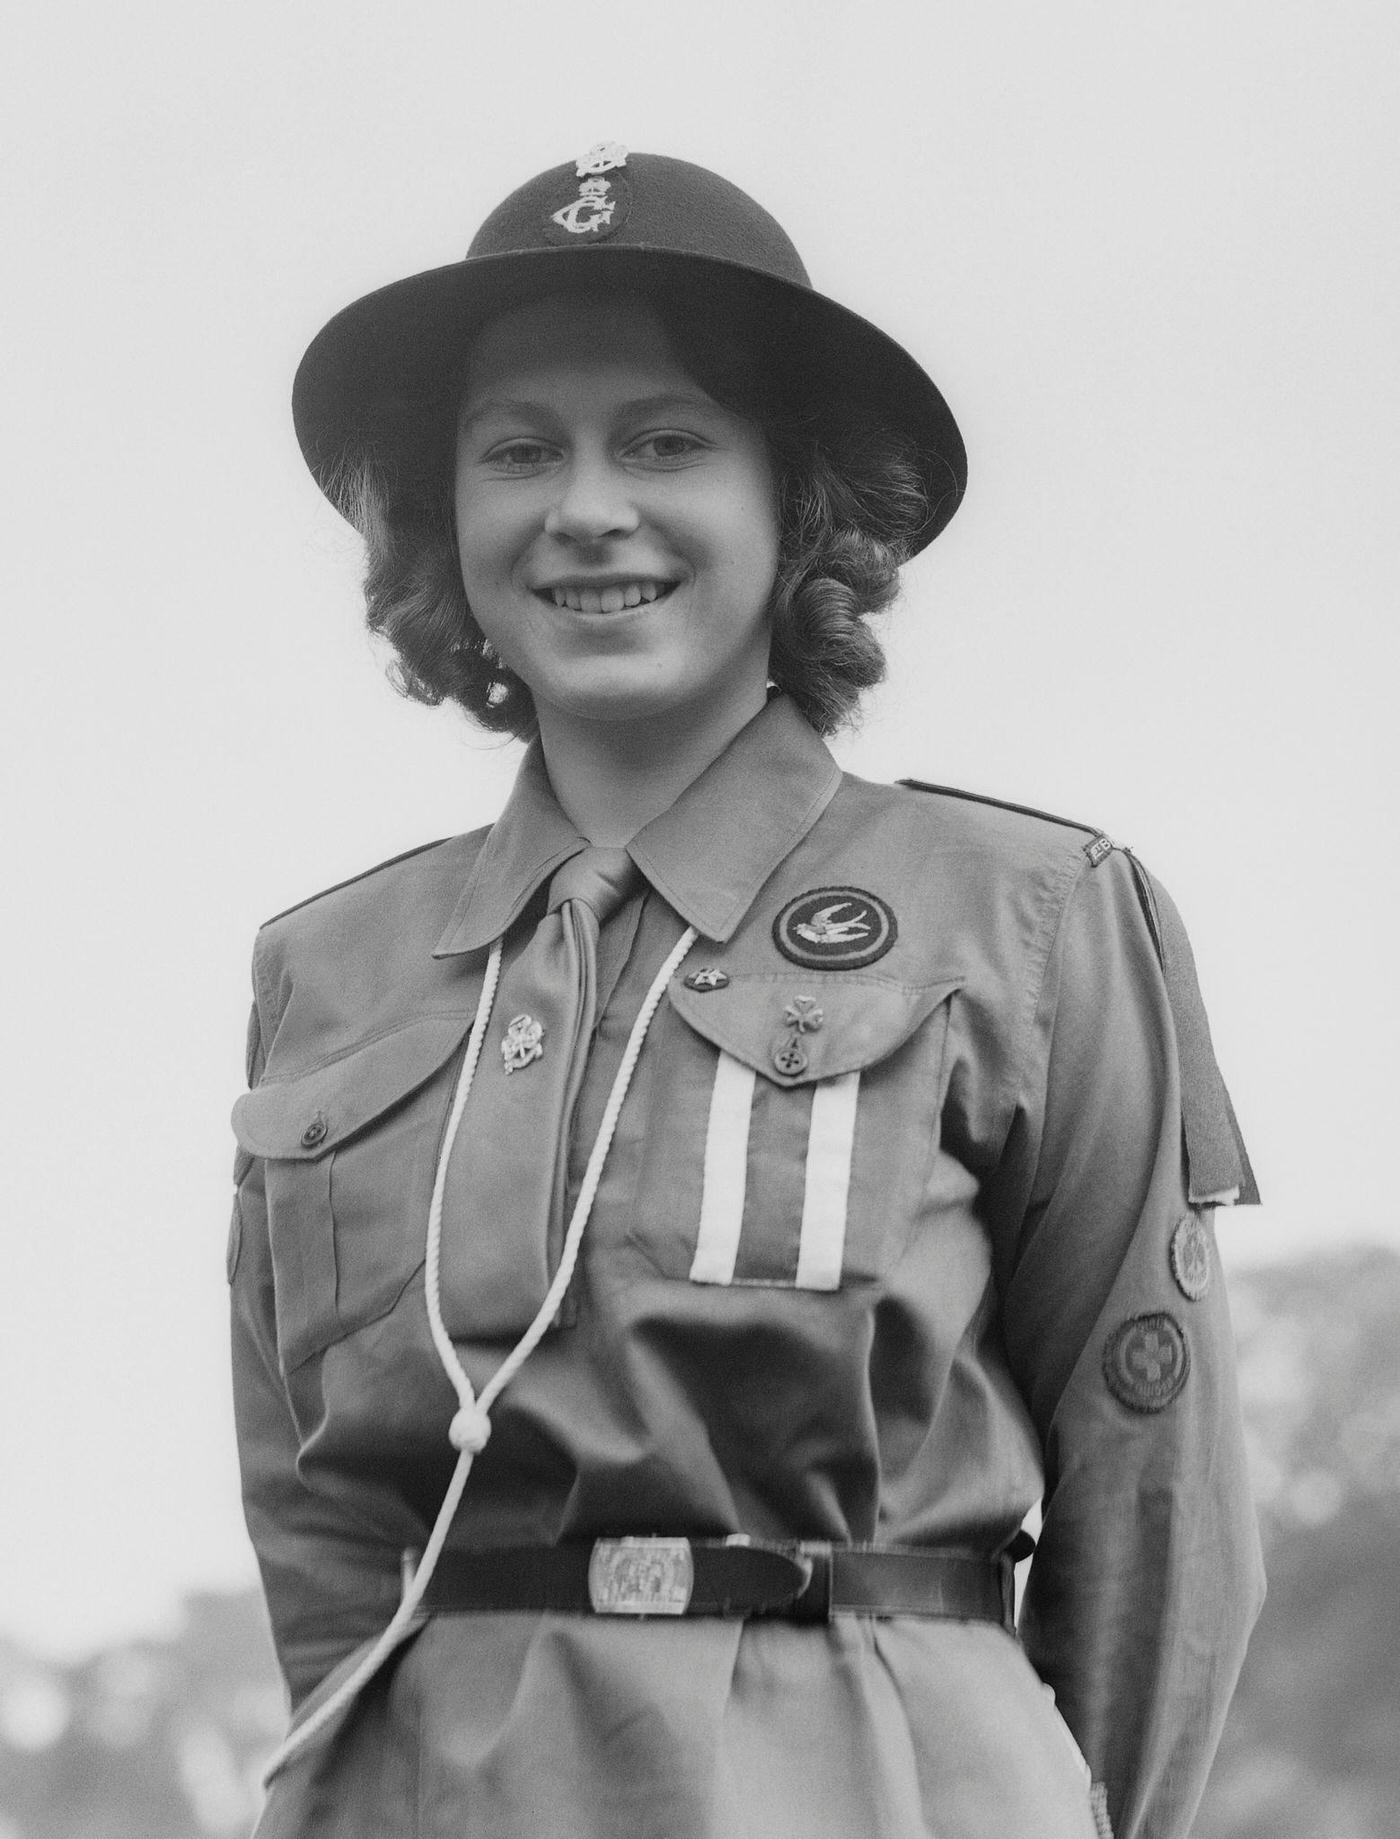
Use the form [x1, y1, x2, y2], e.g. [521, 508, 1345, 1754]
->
[543, 453, 640, 544]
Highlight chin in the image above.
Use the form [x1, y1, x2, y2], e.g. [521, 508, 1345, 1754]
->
[537, 667, 744, 732]
[548, 681, 688, 727]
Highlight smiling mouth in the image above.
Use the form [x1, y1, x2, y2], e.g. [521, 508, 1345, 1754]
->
[538, 579, 679, 614]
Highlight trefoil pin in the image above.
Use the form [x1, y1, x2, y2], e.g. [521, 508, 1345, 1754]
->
[501, 1014, 545, 1073]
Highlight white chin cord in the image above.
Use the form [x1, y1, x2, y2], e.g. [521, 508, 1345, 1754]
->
[262, 924, 698, 1784]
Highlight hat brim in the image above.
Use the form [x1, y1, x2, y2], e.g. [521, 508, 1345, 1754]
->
[293, 246, 966, 553]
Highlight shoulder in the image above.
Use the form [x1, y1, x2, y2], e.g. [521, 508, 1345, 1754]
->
[868, 776, 1257, 1201]
[254, 829, 489, 961]
[794, 773, 1139, 1026]
[891, 777, 1117, 872]
[893, 782, 1263, 1209]
[824, 772, 1119, 924]
[886, 776, 1170, 997]
[247, 828, 494, 1062]
[259, 836, 463, 926]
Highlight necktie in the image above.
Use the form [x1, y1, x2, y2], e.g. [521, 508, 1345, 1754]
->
[440, 846, 641, 1338]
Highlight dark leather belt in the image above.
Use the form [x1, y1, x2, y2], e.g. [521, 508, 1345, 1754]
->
[420, 1537, 1023, 1632]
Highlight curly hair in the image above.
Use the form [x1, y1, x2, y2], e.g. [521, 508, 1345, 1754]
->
[344, 286, 929, 738]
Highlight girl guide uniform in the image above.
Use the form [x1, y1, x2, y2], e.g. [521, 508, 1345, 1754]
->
[230, 149, 1263, 1839]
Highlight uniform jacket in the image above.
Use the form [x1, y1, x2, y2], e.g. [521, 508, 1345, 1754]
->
[229, 696, 1264, 1839]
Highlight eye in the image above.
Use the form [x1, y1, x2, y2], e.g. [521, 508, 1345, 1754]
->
[627, 430, 707, 465]
[483, 439, 558, 472]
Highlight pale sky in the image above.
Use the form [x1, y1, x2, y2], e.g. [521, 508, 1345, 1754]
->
[3, 0, 1397, 1655]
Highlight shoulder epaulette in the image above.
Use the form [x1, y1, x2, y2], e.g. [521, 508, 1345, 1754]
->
[897, 779, 1116, 868]
[261, 836, 453, 928]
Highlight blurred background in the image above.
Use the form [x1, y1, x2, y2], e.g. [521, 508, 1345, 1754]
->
[2, 0, 1396, 1832]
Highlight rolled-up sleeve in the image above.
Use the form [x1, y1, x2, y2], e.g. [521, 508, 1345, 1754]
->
[991, 851, 1264, 1839]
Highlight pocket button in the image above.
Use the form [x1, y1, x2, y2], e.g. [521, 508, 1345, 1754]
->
[300, 1115, 328, 1148]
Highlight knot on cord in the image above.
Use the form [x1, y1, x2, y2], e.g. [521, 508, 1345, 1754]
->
[449, 1404, 492, 1455]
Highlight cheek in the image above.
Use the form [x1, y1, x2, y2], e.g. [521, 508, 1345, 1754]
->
[736, 449, 781, 582]
[727, 490, 780, 600]
[453, 497, 515, 600]
[453, 525, 518, 662]
[687, 460, 779, 597]
[452, 489, 477, 578]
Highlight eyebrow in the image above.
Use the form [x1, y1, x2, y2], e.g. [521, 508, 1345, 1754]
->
[458, 391, 722, 434]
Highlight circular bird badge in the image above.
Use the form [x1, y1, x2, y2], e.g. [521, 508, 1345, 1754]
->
[772, 887, 897, 970]
[1102, 1313, 1190, 1413]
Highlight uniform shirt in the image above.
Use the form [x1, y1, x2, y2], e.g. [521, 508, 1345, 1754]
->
[230, 695, 1263, 1839]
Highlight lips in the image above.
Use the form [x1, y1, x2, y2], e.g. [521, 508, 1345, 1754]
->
[537, 579, 679, 614]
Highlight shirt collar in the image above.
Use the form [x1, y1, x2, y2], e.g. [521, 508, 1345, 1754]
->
[433, 696, 842, 955]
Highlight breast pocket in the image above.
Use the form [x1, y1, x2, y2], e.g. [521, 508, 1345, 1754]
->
[231, 1015, 474, 1371]
[626, 971, 963, 1290]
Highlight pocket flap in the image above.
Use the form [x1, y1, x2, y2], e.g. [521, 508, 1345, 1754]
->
[667, 971, 963, 1087]
[231, 1015, 474, 1159]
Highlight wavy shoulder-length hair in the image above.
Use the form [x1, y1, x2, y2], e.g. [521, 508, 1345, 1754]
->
[342, 284, 930, 737]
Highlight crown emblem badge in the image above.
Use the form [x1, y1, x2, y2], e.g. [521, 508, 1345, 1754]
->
[551, 177, 619, 237]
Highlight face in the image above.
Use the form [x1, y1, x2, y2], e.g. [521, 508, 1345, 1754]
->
[453, 294, 779, 734]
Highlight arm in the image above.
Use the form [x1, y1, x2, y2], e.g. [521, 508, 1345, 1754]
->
[992, 850, 1264, 1839]
[229, 1000, 403, 1710]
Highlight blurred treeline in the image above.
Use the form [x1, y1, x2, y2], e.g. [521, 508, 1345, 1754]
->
[2, 1247, 1397, 1838]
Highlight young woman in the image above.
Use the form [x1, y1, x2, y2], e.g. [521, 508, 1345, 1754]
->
[230, 146, 1263, 1839]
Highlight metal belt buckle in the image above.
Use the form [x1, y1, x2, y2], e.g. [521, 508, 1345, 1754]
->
[587, 1537, 694, 1616]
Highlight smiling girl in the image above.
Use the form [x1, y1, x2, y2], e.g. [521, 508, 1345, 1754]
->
[450, 294, 780, 827]
[230, 147, 1262, 1839]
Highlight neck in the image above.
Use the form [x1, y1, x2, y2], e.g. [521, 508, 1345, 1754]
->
[533, 685, 770, 846]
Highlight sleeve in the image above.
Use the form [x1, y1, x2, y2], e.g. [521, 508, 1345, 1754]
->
[990, 850, 1265, 1839]
[228, 981, 404, 1711]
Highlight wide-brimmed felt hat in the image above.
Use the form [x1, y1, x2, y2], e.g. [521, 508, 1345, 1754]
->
[293, 145, 967, 552]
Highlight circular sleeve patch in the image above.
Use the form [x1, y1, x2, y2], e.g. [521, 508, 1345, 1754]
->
[1169, 1213, 1213, 1301]
[772, 887, 897, 970]
[1102, 1313, 1190, 1413]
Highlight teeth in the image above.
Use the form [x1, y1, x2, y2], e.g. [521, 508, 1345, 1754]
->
[547, 580, 672, 611]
